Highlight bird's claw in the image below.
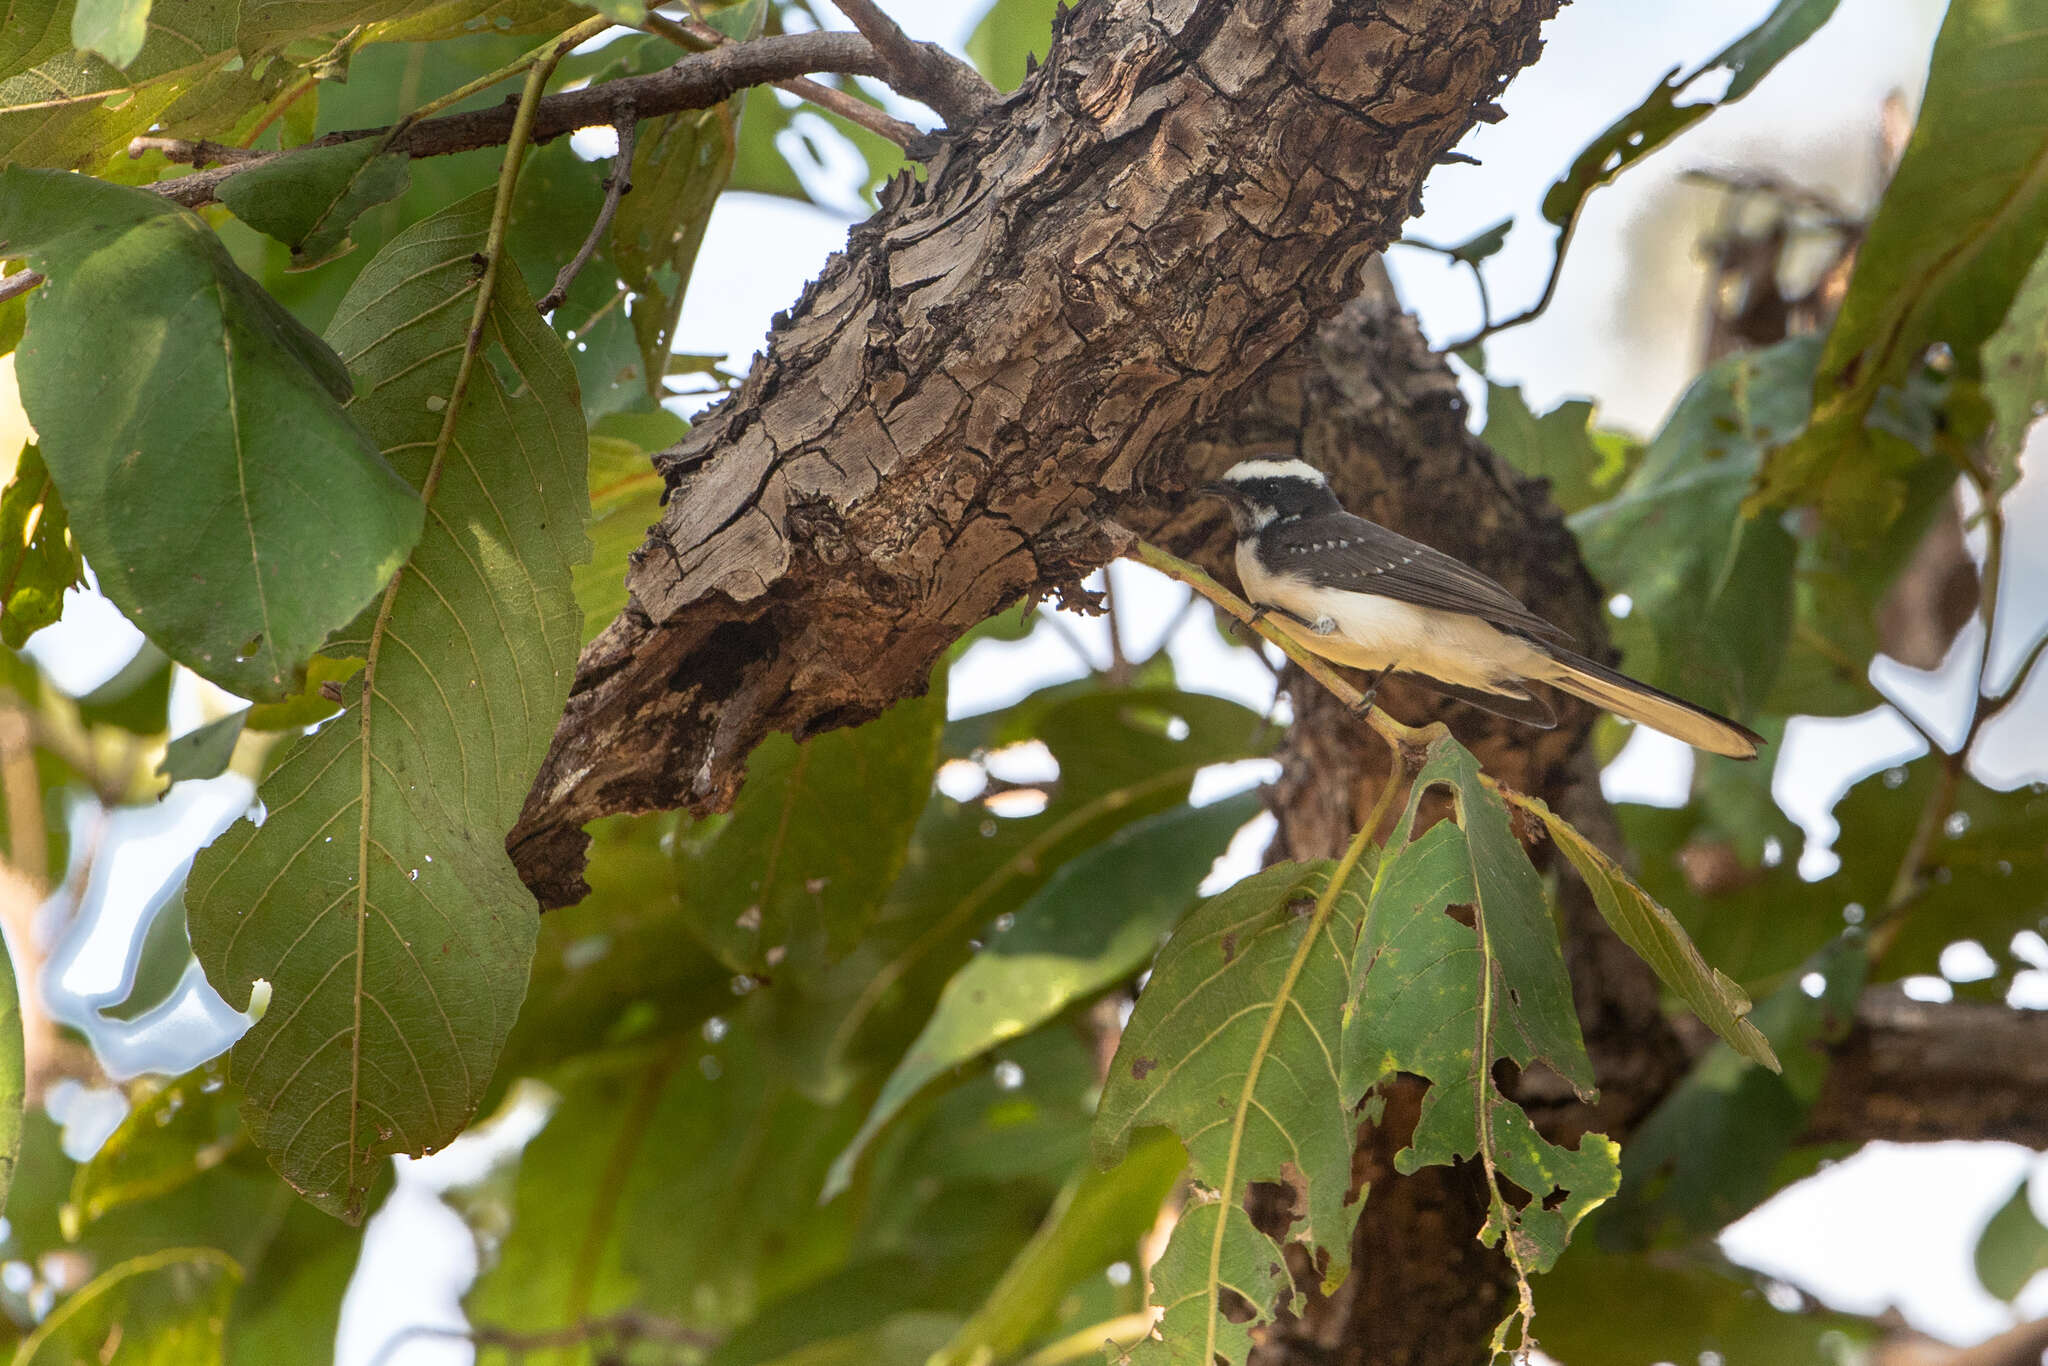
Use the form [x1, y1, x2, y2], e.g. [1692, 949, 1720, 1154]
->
[1310, 614, 1337, 636]
[1349, 661, 1398, 717]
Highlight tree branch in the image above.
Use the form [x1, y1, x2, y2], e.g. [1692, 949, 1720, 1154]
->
[641, 10, 920, 148]
[537, 111, 637, 315]
[827, 0, 996, 127]
[1804, 986, 2048, 1148]
[147, 31, 897, 208]
[506, 0, 1565, 908]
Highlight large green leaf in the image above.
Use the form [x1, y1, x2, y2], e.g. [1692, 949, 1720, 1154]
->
[16, 1247, 240, 1365]
[1482, 384, 1632, 516]
[0, 0, 68, 85]
[831, 793, 1259, 1194]
[0, 168, 424, 702]
[188, 192, 588, 1221]
[0, 442, 82, 650]
[1570, 339, 1811, 719]
[676, 687, 946, 979]
[1341, 743, 1610, 1288]
[1095, 857, 1365, 1366]
[1754, 0, 2048, 532]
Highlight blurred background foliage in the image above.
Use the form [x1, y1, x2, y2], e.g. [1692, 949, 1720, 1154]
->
[0, 0, 2046, 1363]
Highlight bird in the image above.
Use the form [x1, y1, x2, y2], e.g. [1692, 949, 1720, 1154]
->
[1198, 457, 1764, 760]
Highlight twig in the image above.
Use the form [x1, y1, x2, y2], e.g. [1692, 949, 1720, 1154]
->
[642, 10, 919, 148]
[1102, 561, 1131, 686]
[147, 31, 897, 209]
[826, 0, 996, 127]
[537, 110, 638, 315]
[0, 271, 44, 307]
[125, 136, 266, 166]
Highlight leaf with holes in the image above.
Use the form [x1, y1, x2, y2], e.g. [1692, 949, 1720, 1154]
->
[187, 192, 587, 1221]
[1094, 857, 1367, 1366]
[0, 168, 423, 701]
[1341, 741, 1611, 1306]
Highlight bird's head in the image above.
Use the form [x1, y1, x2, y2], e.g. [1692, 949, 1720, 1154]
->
[1198, 458, 1341, 535]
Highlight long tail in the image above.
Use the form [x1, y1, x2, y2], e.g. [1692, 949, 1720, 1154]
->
[1539, 648, 1765, 760]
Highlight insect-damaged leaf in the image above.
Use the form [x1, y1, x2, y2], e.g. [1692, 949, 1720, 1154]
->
[188, 192, 587, 1221]
[0, 168, 423, 702]
[1094, 858, 1366, 1366]
[218, 138, 414, 270]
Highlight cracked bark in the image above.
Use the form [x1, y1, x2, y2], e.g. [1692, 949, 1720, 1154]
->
[507, 0, 1562, 907]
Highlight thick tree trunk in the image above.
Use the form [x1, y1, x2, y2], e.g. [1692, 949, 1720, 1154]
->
[508, 0, 1563, 907]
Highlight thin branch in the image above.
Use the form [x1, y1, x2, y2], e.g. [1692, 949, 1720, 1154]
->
[1101, 561, 1131, 686]
[640, 10, 919, 148]
[146, 31, 898, 209]
[826, 0, 996, 127]
[0, 271, 43, 307]
[126, 136, 266, 165]
[1123, 535, 1438, 762]
[537, 110, 638, 315]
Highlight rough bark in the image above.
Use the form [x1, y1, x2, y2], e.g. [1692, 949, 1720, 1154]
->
[508, 0, 1562, 907]
[1805, 988, 2048, 1148]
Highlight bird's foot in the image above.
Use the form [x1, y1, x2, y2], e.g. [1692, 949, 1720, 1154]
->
[1310, 614, 1337, 637]
[1349, 660, 1399, 717]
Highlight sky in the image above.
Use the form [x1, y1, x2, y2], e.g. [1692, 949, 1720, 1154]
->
[6, 0, 2048, 1360]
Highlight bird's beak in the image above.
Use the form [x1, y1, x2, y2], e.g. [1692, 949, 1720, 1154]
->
[1197, 480, 1237, 502]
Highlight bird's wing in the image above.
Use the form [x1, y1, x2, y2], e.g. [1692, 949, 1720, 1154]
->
[1262, 513, 1571, 645]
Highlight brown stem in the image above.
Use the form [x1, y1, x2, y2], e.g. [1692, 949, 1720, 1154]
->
[827, 0, 996, 127]
[641, 11, 919, 148]
[0, 271, 45, 306]
[536, 111, 638, 315]
[148, 31, 898, 209]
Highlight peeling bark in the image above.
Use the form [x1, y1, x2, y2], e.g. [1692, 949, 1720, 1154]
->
[509, 0, 1562, 907]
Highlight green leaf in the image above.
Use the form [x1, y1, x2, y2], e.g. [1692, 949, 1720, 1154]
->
[1753, 0, 2048, 532]
[677, 688, 946, 979]
[966, 0, 1058, 90]
[1482, 384, 1625, 516]
[75, 644, 172, 736]
[0, 443, 82, 649]
[70, 0, 151, 68]
[1095, 857, 1365, 1366]
[933, 1130, 1185, 1366]
[574, 416, 677, 641]
[1340, 770, 1611, 1282]
[241, 654, 361, 732]
[218, 139, 414, 270]
[830, 793, 1259, 1196]
[0, 167, 424, 702]
[1606, 938, 1864, 1246]
[159, 711, 250, 784]
[1540, 0, 1840, 233]
[604, 21, 754, 404]
[1522, 796, 1775, 1068]
[69, 1058, 241, 1226]
[17, 1247, 240, 1365]
[1984, 245, 2048, 495]
[1571, 339, 1813, 718]
[0, 0, 69, 85]
[223, 1197, 364, 1366]
[1976, 1176, 2048, 1301]
[187, 191, 588, 1221]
